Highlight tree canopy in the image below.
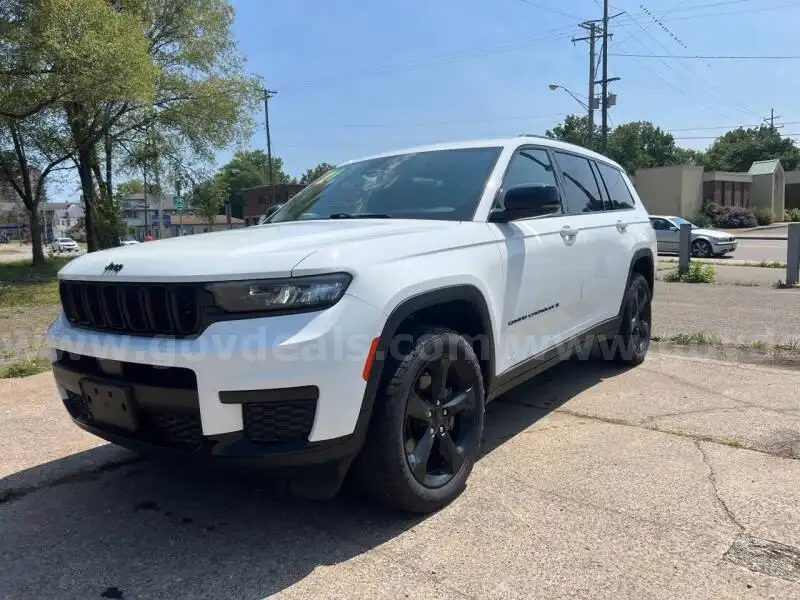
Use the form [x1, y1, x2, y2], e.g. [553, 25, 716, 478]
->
[545, 114, 800, 176]
[702, 126, 800, 172]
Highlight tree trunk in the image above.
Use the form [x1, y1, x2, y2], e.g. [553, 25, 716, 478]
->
[28, 206, 44, 265]
[76, 146, 96, 252]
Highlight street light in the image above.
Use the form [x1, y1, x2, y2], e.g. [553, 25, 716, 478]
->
[548, 83, 590, 111]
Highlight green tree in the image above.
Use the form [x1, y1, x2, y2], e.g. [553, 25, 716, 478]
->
[607, 121, 686, 174]
[60, 0, 260, 250]
[545, 115, 599, 148]
[702, 126, 800, 172]
[192, 177, 229, 228]
[300, 162, 337, 184]
[216, 150, 290, 218]
[1, 0, 155, 259]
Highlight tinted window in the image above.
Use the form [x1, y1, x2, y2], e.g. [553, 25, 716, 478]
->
[650, 218, 671, 231]
[270, 147, 502, 223]
[596, 162, 636, 209]
[553, 152, 605, 214]
[591, 161, 614, 210]
[495, 147, 560, 209]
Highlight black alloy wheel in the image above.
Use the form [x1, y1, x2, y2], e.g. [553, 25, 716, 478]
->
[404, 356, 480, 489]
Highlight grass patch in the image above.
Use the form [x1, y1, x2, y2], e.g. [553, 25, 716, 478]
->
[731, 280, 760, 287]
[0, 256, 72, 282]
[720, 439, 745, 448]
[668, 332, 723, 346]
[0, 356, 50, 378]
[774, 341, 800, 355]
[750, 340, 770, 353]
[759, 260, 786, 269]
[663, 262, 717, 284]
[0, 280, 59, 308]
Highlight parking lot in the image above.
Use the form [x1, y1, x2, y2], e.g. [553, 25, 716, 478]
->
[3, 350, 800, 599]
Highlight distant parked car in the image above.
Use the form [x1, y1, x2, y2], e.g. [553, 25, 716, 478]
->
[51, 237, 79, 253]
[649, 215, 737, 257]
[120, 239, 140, 246]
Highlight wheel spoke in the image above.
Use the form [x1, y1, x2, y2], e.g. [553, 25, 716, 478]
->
[439, 433, 465, 474]
[637, 288, 648, 317]
[443, 387, 472, 414]
[428, 357, 452, 403]
[408, 429, 435, 479]
[407, 391, 432, 422]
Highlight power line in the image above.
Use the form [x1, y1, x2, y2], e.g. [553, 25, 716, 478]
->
[615, 9, 758, 119]
[515, 0, 582, 20]
[624, 1, 800, 24]
[279, 26, 576, 90]
[611, 53, 800, 59]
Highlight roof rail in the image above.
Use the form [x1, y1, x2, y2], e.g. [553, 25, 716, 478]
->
[516, 133, 549, 139]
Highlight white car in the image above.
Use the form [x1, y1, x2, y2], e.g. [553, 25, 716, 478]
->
[47, 136, 657, 513]
[649, 215, 738, 257]
[51, 237, 79, 253]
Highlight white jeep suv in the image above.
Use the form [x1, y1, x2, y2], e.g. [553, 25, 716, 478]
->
[47, 136, 656, 513]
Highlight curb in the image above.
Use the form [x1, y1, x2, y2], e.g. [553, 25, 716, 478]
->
[651, 342, 800, 369]
[733, 236, 787, 241]
[657, 258, 786, 268]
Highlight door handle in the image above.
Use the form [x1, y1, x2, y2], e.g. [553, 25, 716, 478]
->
[616, 220, 628, 233]
[560, 225, 577, 242]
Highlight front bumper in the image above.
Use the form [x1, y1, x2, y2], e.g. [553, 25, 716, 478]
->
[47, 294, 386, 465]
[711, 240, 738, 254]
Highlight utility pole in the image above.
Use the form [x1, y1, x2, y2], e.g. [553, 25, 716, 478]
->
[263, 88, 278, 211]
[764, 108, 783, 133]
[601, 0, 609, 152]
[574, 21, 600, 149]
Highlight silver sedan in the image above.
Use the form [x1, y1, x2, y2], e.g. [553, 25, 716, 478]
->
[649, 215, 738, 258]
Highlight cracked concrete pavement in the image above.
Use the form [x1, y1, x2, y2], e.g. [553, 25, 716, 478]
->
[2, 350, 800, 599]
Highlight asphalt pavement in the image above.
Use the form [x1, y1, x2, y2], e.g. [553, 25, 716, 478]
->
[3, 346, 800, 599]
[728, 238, 789, 263]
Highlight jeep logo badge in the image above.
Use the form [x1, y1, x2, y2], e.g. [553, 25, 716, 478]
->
[103, 262, 123, 275]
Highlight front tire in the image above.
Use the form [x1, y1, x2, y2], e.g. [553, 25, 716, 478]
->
[691, 239, 713, 258]
[355, 327, 485, 513]
[610, 272, 652, 366]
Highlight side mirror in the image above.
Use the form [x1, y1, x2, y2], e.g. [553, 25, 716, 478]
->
[669, 226, 680, 232]
[489, 184, 561, 223]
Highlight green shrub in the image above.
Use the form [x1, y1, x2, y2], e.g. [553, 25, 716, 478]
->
[711, 206, 758, 228]
[688, 212, 712, 228]
[752, 207, 775, 226]
[663, 262, 716, 284]
[789, 208, 800, 222]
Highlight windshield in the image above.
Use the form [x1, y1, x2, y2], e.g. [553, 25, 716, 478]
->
[670, 217, 697, 229]
[269, 147, 502, 223]
[58, 238, 74, 243]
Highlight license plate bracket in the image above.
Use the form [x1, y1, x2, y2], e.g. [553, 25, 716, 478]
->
[80, 378, 138, 432]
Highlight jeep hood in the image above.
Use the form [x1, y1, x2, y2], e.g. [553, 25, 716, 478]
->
[58, 219, 459, 282]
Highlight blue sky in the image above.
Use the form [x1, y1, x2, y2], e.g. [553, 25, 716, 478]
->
[229, 0, 800, 180]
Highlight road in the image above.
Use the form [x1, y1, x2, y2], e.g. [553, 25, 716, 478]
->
[3, 349, 800, 599]
[660, 237, 788, 263]
[729, 237, 788, 262]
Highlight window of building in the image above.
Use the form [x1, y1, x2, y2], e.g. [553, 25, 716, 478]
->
[595, 162, 636, 210]
[553, 152, 605, 214]
[723, 181, 733, 206]
[733, 182, 742, 207]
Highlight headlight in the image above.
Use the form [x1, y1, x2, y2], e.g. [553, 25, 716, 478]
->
[207, 273, 352, 314]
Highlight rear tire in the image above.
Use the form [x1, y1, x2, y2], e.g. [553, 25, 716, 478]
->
[609, 273, 651, 366]
[354, 327, 485, 513]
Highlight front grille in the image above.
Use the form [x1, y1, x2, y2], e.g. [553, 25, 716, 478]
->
[243, 399, 316, 444]
[59, 281, 203, 337]
[64, 391, 203, 450]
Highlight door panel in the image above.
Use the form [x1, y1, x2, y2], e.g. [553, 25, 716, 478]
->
[490, 216, 583, 372]
[489, 146, 583, 374]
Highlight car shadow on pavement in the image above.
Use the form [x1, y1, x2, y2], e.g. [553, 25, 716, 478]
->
[1, 358, 622, 600]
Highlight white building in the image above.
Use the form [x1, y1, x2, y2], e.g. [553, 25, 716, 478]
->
[121, 192, 190, 240]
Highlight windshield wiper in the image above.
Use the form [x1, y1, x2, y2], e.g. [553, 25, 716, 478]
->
[327, 212, 392, 219]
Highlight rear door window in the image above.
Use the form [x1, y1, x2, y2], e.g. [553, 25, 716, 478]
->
[552, 152, 605, 214]
[596, 162, 636, 210]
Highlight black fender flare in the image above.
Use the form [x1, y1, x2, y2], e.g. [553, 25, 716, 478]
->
[618, 248, 655, 318]
[351, 285, 496, 443]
